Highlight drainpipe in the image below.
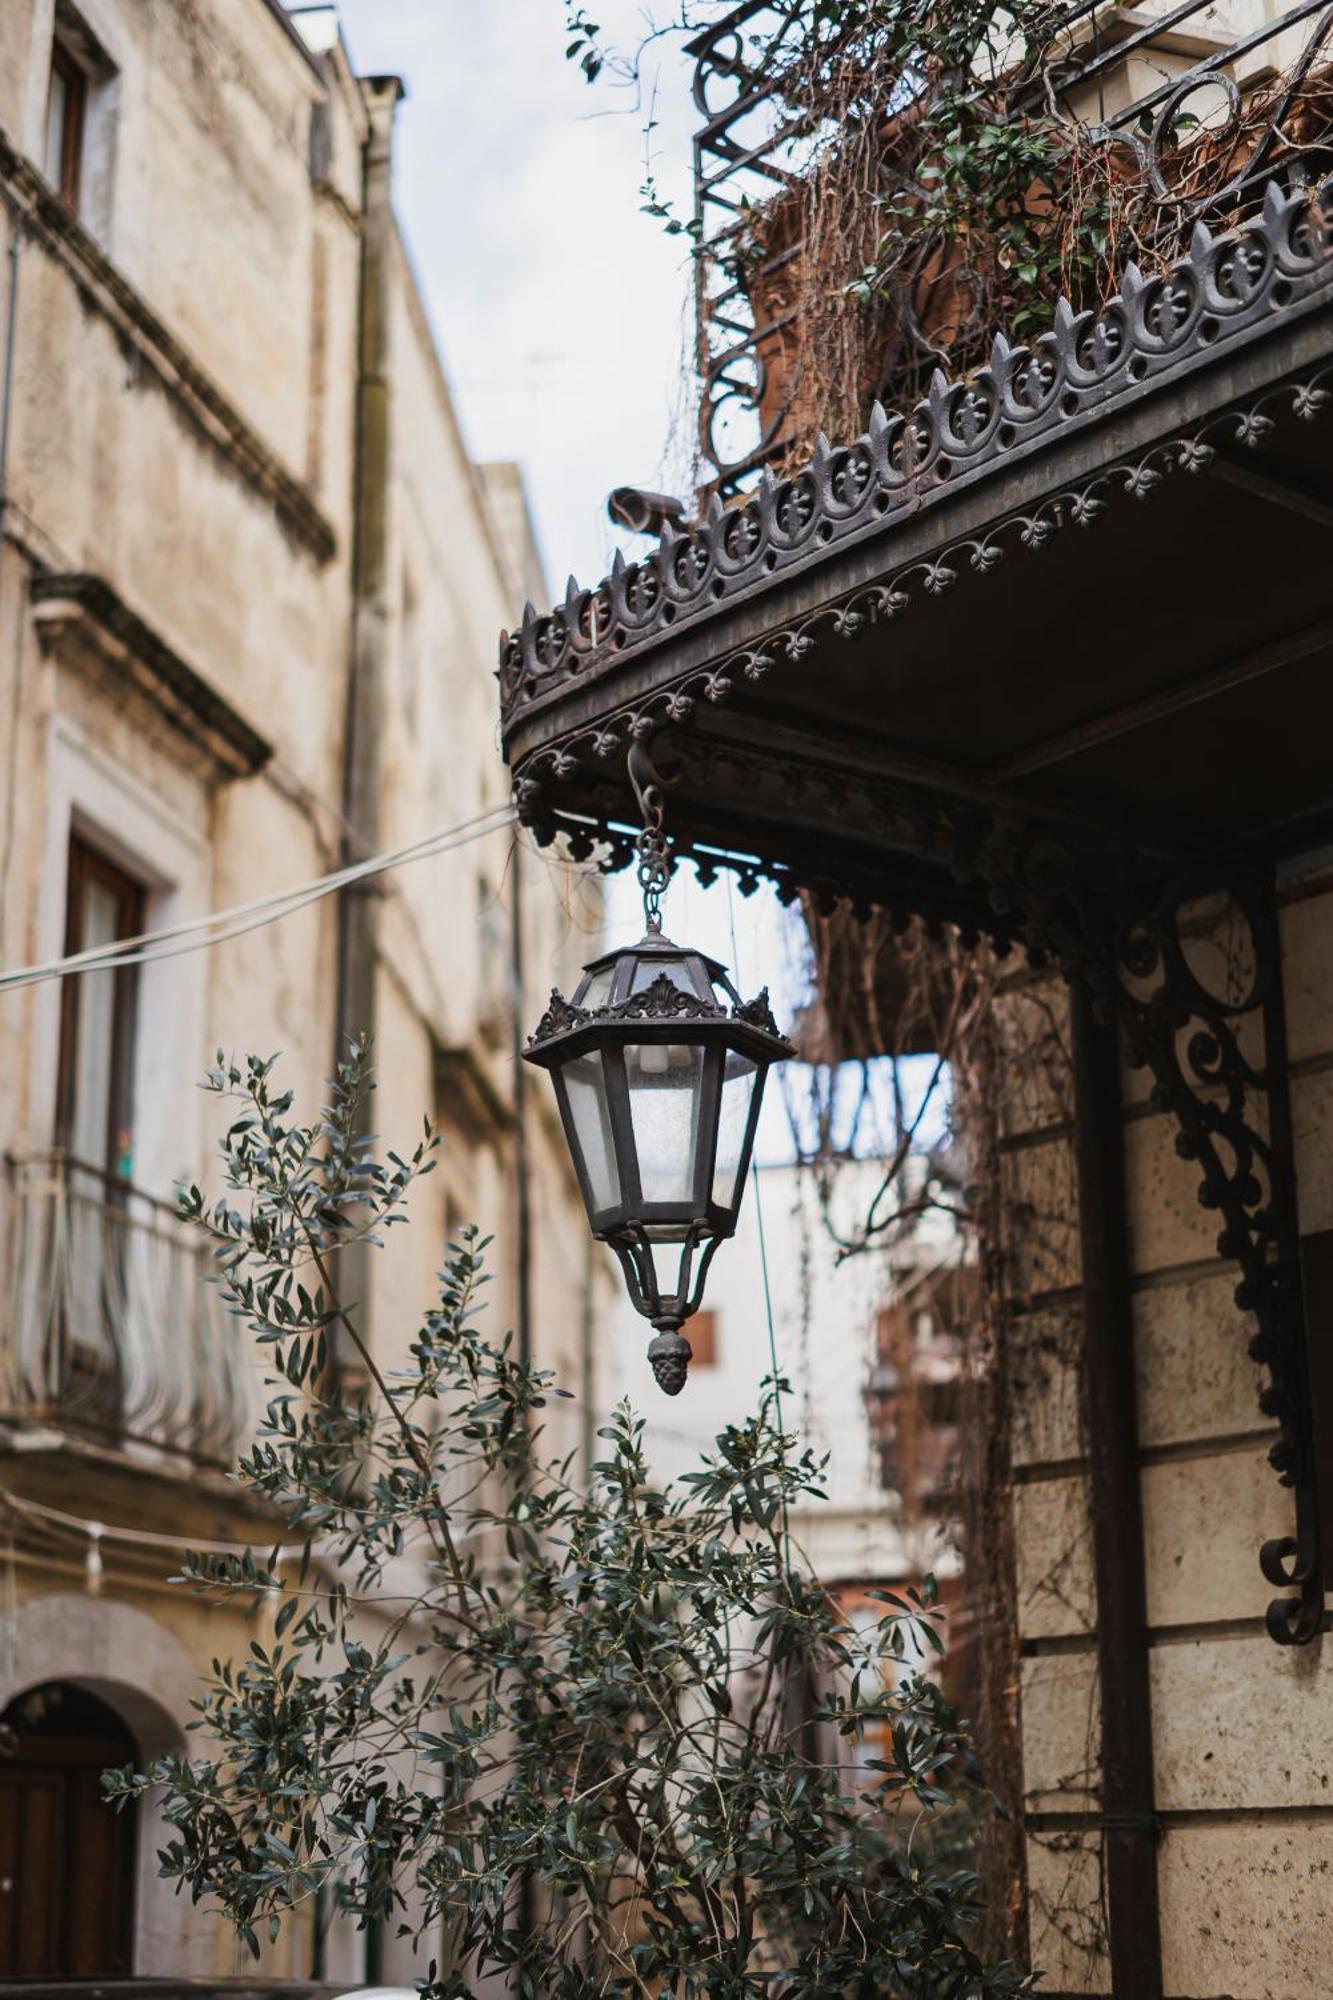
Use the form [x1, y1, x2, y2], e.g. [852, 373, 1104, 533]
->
[1067, 977, 1163, 1998]
[0, 218, 21, 516]
[0, 217, 24, 950]
[509, 835, 532, 1374]
[335, 76, 403, 1378]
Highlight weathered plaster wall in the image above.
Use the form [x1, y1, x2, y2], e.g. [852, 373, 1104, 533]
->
[0, 1, 604, 1985]
[364, 225, 603, 1481]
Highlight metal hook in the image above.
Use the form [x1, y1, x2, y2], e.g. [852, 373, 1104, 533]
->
[627, 736, 672, 830]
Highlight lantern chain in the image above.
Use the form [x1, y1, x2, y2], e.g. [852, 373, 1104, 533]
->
[635, 790, 671, 936]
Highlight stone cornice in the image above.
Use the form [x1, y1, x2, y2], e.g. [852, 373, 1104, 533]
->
[31, 570, 273, 779]
[500, 182, 1333, 743]
[257, 0, 329, 82]
[0, 131, 337, 565]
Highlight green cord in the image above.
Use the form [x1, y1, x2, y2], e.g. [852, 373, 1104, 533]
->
[725, 877, 792, 1549]
[751, 1155, 784, 1435]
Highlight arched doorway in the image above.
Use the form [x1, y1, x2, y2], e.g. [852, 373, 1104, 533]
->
[0, 1680, 139, 1975]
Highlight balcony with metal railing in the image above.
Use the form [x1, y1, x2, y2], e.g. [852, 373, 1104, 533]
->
[1, 1152, 253, 1469]
[690, 0, 1333, 492]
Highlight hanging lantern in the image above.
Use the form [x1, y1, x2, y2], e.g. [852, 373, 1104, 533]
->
[524, 770, 791, 1394]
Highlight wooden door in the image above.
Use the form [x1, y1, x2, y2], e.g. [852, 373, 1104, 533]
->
[0, 1682, 138, 1975]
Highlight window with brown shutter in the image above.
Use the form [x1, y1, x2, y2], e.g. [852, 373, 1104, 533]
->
[44, 37, 88, 210]
[689, 1309, 719, 1368]
[56, 835, 144, 1186]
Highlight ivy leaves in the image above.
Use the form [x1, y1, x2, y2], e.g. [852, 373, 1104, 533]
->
[564, 7, 604, 84]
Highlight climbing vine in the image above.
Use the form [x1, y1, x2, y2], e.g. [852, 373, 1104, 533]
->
[564, 0, 1333, 470]
[558, 0, 1333, 1975]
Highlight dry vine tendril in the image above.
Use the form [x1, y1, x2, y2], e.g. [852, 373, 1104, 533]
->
[566, 1, 1333, 475]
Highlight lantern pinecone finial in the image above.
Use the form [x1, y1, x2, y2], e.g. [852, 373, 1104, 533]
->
[648, 1329, 693, 1396]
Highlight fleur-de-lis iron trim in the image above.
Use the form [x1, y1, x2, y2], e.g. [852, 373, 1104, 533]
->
[500, 185, 1333, 731]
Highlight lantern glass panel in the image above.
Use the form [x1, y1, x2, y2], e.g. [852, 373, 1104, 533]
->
[625, 1042, 705, 1202]
[563, 1047, 620, 1214]
[630, 957, 696, 996]
[711, 1052, 758, 1210]
[580, 966, 615, 1009]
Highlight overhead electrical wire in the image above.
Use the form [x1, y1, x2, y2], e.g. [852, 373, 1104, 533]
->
[0, 1485, 302, 1561]
[0, 802, 517, 994]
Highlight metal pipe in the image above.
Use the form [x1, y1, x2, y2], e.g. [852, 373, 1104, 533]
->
[0, 218, 21, 520]
[334, 78, 402, 1377]
[0, 216, 24, 950]
[580, 1230, 596, 1484]
[509, 833, 531, 1372]
[1067, 976, 1163, 1999]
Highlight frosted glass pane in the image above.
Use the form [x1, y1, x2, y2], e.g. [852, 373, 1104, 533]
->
[580, 967, 614, 1009]
[712, 1055, 757, 1210]
[564, 1050, 620, 1213]
[626, 1043, 703, 1202]
[630, 958, 697, 996]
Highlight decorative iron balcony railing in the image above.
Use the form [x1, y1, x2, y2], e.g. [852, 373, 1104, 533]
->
[691, 0, 1333, 492]
[1, 1153, 252, 1467]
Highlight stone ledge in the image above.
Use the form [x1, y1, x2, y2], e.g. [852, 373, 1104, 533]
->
[31, 570, 273, 779]
[0, 131, 336, 566]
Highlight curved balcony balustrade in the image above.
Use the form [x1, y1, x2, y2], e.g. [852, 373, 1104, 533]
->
[1, 1152, 252, 1469]
[690, 0, 1333, 493]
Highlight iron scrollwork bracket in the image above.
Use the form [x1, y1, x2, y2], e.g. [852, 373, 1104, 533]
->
[1118, 877, 1321, 1646]
[989, 826, 1324, 1645]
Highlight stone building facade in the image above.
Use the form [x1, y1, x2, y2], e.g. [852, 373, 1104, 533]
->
[993, 920, 1333, 1997]
[0, 0, 603, 1983]
[608, 1155, 956, 1577]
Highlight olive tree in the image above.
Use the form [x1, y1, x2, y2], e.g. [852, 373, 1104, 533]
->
[109, 1047, 1028, 1998]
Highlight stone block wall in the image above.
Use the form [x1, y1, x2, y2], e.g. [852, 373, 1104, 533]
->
[997, 861, 1333, 1996]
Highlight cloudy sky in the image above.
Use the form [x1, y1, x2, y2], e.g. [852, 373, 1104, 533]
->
[334, 0, 699, 594]
[330, 1, 808, 1053]
[325, 1, 931, 1165]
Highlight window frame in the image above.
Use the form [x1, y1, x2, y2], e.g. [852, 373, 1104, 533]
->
[45, 34, 88, 211]
[55, 834, 144, 1184]
[688, 1308, 719, 1368]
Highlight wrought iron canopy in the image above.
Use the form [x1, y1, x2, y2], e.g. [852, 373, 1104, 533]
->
[524, 933, 791, 1395]
[500, 186, 1333, 1644]
[502, 186, 1333, 889]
